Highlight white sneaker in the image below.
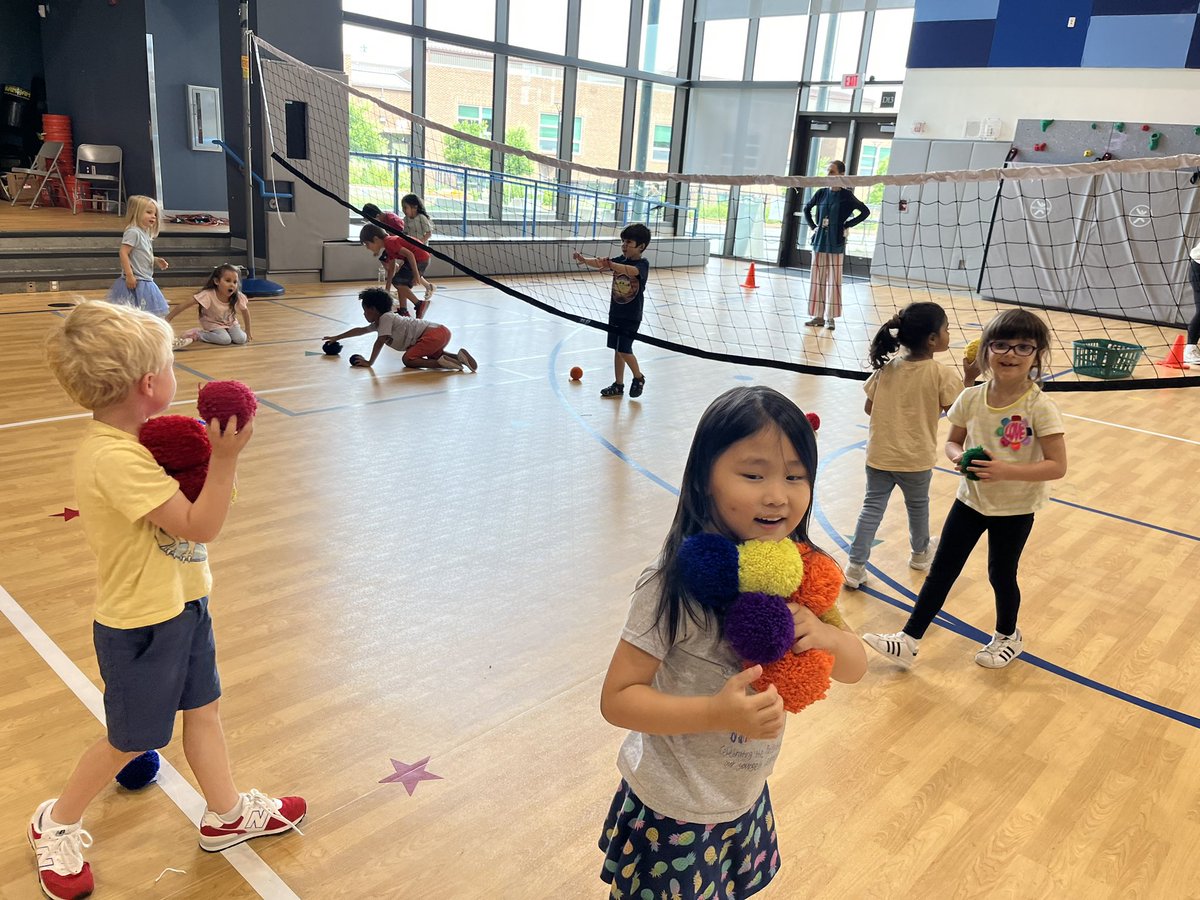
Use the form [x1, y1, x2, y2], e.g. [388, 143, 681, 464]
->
[843, 562, 867, 589]
[28, 799, 94, 900]
[825, 318, 836, 330]
[863, 631, 919, 667]
[171, 336, 193, 351]
[909, 536, 938, 571]
[1184, 344, 1200, 366]
[975, 630, 1023, 668]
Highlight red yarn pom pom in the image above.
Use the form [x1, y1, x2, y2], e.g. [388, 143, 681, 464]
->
[198, 380, 257, 430]
[139, 416, 211, 471]
[139, 415, 212, 501]
[806, 412, 820, 433]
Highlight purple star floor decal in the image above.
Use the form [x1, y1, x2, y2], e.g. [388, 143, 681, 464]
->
[379, 757, 443, 795]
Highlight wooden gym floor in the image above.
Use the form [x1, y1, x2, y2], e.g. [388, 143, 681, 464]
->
[0, 273, 1198, 899]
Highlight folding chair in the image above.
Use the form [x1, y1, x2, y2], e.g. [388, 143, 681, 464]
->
[73, 144, 125, 215]
[7, 140, 68, 209]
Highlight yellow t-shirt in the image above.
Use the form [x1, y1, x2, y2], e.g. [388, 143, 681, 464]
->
[75, 421, 213, 629]
[864, 358, 964, 471]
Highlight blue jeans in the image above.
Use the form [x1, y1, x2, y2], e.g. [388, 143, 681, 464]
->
[848, 466, 933, 566]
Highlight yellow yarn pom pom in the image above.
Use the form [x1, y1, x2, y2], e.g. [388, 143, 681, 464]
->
[738, 539, 804, 597]
[964, 337, 982, 364]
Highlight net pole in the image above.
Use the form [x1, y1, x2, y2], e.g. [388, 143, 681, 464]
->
[239, 1, 283, 296]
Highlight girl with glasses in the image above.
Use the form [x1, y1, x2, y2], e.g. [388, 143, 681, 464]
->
[862, 309, 1067, 669]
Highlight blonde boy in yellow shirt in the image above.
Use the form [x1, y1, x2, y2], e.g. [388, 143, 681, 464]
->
[32, 301, 304, 900]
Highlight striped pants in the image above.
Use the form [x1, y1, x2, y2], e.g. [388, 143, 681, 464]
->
[808, 251, 844, 319]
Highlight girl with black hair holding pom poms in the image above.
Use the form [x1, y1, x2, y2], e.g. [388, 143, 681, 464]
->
[597, 386, 866, 899]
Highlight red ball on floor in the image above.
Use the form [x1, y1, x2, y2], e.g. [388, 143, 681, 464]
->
[569, 366, 583, 381]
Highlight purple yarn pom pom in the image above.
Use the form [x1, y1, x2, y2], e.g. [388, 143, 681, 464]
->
[678, 533, 740, 611]
[724, 592, 795, 664]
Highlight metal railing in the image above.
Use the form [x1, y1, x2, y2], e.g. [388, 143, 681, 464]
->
[349, 151, 697, 239]
[211, 140, 293, 202]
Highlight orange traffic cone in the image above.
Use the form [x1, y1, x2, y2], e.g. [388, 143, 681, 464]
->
[741, 263, 758, 289]
[1158, 334, 1189, 369]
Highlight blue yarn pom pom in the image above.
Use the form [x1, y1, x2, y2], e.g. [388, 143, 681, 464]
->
[115, 750, 160, 790]
[724, 592, 795, 664]
[678, 533, 740, 611]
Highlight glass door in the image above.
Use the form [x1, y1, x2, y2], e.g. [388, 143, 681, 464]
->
[782, 119, 849, 269]
[781, 117, 893, 271]
[845, 123, 891, 261]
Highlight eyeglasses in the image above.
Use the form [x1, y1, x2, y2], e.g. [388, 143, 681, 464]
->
[988, 340, 1038, 357]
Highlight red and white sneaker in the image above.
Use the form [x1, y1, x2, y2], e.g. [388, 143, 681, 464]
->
[28, 799, 94, 900]
[198, 789, 306, 852]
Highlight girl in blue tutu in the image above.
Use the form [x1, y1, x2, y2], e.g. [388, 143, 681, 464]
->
[597, 386, 867, 898]
[106, 195, 170, 317]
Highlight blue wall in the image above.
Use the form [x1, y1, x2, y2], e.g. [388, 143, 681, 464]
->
[0, 0, 44, 91]
[910, 0, 1200, 68]
[39, 0, 157, 197]
[145, 0, 226, 210]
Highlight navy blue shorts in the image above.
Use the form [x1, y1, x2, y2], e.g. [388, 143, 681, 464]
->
[607, 324, 637, 354]
[93, 597, 221, 751]
[391, 258, 429, 288]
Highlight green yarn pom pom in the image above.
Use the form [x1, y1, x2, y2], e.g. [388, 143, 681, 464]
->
[959, 446, 991, 481]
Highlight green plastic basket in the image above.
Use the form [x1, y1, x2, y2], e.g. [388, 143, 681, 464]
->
[1071, 338, 1143, 379]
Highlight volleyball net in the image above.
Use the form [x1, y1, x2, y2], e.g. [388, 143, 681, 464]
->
[253, 36, 1200, 390]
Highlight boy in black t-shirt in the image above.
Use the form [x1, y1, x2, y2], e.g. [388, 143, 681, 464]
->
[572, 223, 651, 398]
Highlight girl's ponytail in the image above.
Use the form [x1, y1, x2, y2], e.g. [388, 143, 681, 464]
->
[868, 315, 903, 369]
[869, 302, 948, 369]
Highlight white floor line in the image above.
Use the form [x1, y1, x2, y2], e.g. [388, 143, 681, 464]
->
[0, 585, 300, 899]
[1063, 413, 1200, 446]
[0, 398, 197, 432]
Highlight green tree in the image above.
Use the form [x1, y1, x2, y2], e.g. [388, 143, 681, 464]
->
[444, 121, 492, 169]
[866, 154, 890, 209]
[349, 98, 385, 154]
[443, 121, 537, 176]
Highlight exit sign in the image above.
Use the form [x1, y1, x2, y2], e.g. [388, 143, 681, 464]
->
[841, 73, 862, 89]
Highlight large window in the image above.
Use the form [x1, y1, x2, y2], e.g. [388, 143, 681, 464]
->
[699, 18, 749, 81]
[753, 16, 808, 81]
[632, 81, 674, 173]
[639, 0, 683, 76]
[426, 0, 494, 40]
[573, 68, 625, 199]
[341, 0, 410, 24]
[811, 12, 864, 82]
[427, 41, 495, 217]
[579, 0, 631, 66]
[866, 9, 914, 83]
[338, 0, 915, 247]
[508, 0, 567, 55]
[343, 24, 414, 214]
[505, 59, 565, 217]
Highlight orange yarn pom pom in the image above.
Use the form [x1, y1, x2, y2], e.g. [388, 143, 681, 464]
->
[790, 544, 842, 617]
[743, 541, 845, 713]
[748, 650, 835, 713]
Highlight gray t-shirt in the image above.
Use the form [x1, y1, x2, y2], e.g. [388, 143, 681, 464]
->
[403, 213, 433, 239]
[615, 565, 783, 823]
[121, 226, 155, 280]
[373, 311, 430, 351]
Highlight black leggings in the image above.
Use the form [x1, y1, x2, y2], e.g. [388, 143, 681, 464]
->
[1189, 260, 1200, 345]
[903, 500, 1035, 640]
